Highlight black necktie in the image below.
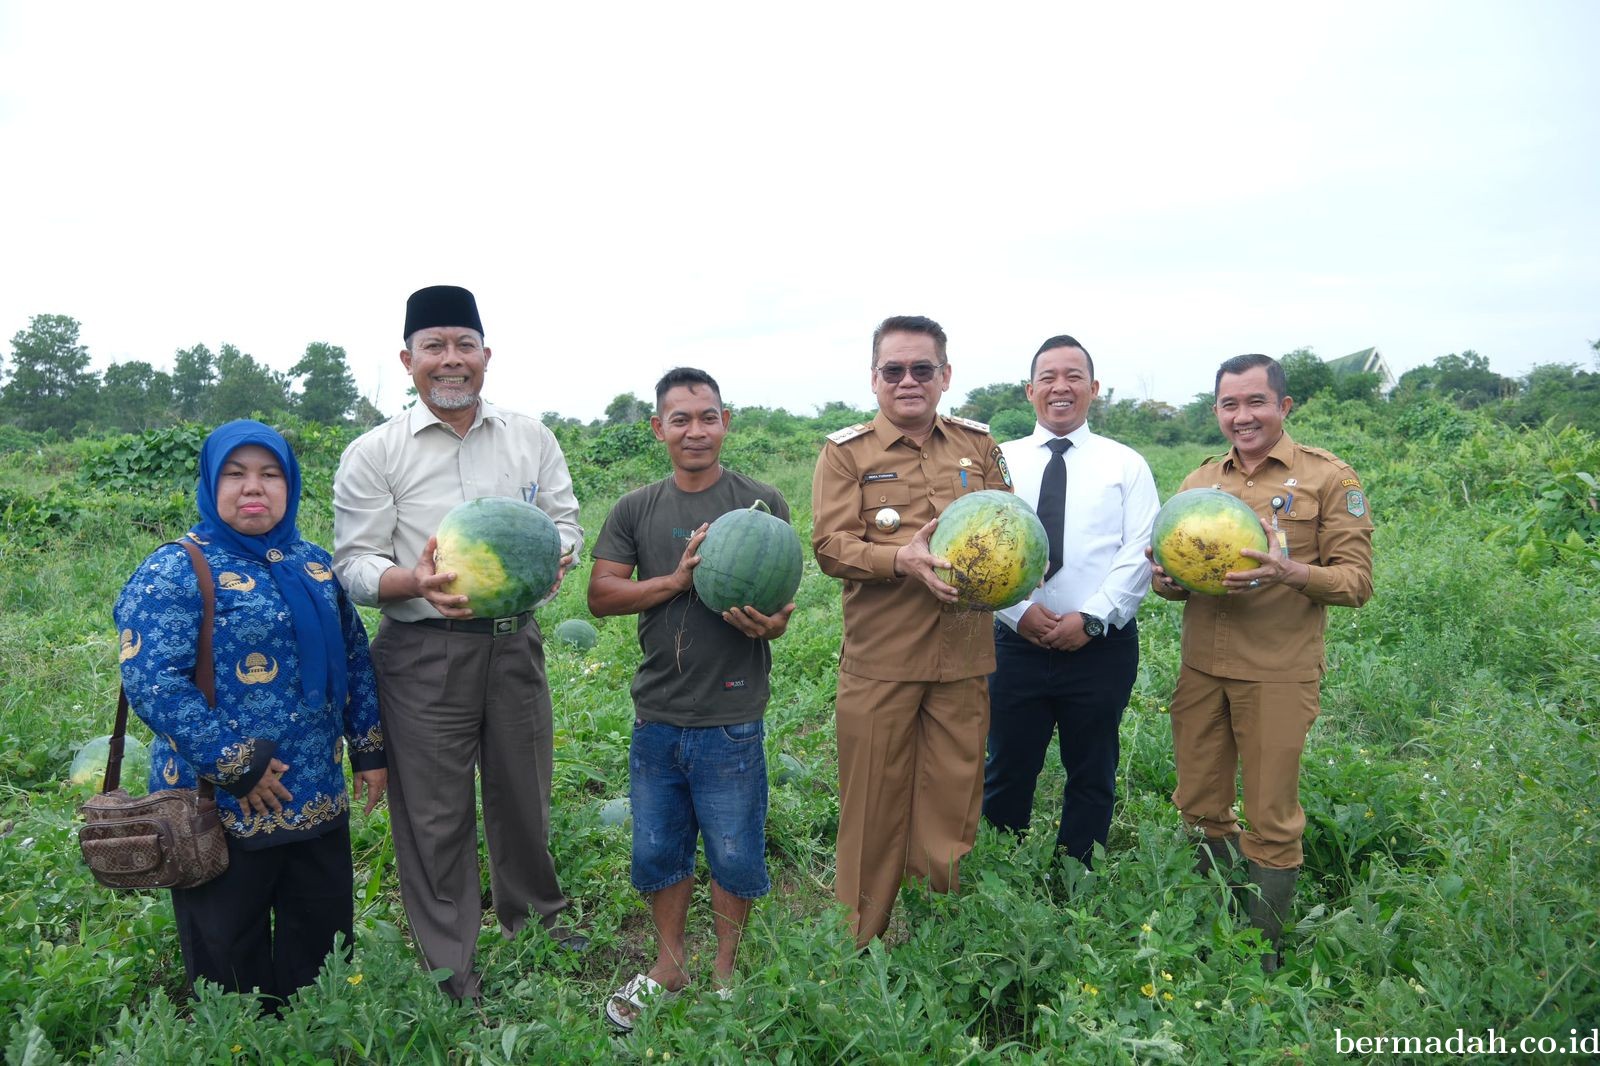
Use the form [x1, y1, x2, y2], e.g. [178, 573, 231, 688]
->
[1038, 437, 1071, 580]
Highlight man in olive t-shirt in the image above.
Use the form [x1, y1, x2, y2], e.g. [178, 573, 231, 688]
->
[587, 367, 796, 1031]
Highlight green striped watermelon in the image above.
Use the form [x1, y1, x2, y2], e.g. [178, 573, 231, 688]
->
[434, 496, 562, 617]
[554, 618, 599, 649]
[693, 500, 803, 616]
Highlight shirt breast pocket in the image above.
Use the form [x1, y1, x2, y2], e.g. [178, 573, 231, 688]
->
[1281, 499, 1320, 559]
[951, 473, 987, 497]
[861, 482, 912, 516]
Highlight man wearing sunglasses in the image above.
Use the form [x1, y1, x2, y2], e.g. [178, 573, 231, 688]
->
[812, 315, 1013, 947]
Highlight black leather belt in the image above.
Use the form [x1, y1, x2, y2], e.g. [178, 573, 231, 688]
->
[411, 612, 532, 636]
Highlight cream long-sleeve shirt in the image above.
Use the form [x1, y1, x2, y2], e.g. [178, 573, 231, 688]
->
[993, 422, 1160, 632]
[332, 400, 583, 622]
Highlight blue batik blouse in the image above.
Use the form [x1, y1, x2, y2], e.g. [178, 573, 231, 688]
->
[114, 534, 385, 850]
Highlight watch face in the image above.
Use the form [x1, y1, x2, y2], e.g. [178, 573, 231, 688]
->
[1083, 615, 1105, 637]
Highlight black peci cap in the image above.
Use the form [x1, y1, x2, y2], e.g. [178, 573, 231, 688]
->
[403, 285, 484, 340]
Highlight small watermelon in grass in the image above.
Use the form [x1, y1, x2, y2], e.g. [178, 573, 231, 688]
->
[930, 490, 1049, 610]
[693, 500, 803, 616]
[598, 797, 631, 827]
[1151, 488, 1269, 595]
[554, 618, 599, 650]
[434, 497, 562, 617]
[69, 734, 148, 789]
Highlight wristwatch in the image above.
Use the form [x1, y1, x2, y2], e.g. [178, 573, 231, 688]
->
[1080, 613, 1106, 638]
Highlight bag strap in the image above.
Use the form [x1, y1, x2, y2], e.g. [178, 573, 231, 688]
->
[104, 538, 217, 800]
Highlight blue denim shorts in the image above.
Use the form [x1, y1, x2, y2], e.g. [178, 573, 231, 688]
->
[629, 719, 770, 898]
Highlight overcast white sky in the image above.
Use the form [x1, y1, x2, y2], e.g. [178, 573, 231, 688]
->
[1, 1, 1595, 422]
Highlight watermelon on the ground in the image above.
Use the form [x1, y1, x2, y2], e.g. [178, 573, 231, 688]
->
[1151, 488, 1269, 595]
[693, 500, 803, 616]
[554, 618, 599, 650]
[69, 734, 148, 789]
[929, 490, 1049, 610]
[598, 797, 631, 827]
[772, 752, 807, 786]
[433, 496, 562, 618]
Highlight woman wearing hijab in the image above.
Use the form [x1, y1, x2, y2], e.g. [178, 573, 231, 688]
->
[114, 420, 387, 1006]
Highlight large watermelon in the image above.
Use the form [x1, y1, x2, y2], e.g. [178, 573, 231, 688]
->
[434, 496, 562, 617]
[1151, 488, 1269, 595]
[929, 490, 1048, 610]
[694, 500, 803, 615]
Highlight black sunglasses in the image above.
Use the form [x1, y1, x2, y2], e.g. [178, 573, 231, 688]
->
[875, 361, 946, 383]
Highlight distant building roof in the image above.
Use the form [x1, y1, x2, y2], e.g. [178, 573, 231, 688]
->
[1324, 347, 1395, 393]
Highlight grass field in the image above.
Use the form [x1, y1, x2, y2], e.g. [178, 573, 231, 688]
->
[1, 401, 1596, 1063]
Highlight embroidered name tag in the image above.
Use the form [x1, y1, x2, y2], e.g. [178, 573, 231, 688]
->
[863, 472, 899, 483]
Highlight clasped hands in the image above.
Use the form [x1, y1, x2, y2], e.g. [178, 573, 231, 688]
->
[241, 759, 388, 817]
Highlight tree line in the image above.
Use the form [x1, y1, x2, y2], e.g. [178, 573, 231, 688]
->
[952, 342, 1600, 446]
[4, 312, 1597, 443]
[0, 314, 381, 436]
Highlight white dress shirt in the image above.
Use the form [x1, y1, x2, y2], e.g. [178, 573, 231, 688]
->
[994, 421, 1159, 632]
[332, 399, 584, 621]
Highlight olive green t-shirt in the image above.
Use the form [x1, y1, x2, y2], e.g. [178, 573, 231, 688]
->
[591, 469, 791, 727]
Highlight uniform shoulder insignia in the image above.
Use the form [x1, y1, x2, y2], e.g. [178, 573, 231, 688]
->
[826, 422, 872, 444]
[944, 414, 990, 433]
[1298, 443, 1351, 467]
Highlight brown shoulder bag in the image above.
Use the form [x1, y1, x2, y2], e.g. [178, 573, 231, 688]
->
[79, 539, 231, 890]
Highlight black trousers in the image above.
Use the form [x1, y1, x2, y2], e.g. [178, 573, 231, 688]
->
[982, 621, 1139, 864]
[171, 822, 354, 1005]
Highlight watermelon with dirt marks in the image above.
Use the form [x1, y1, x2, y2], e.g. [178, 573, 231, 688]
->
[1151, 488, 1269, 595]
[929, 490, 1048, 610]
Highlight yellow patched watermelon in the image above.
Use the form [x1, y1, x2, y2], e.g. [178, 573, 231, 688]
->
[1151, 488, 1269, 595]
[929, 490, 1048, 610]
[434, 497, 562, 617]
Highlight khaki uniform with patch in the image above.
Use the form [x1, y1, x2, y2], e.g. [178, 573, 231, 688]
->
[1169, 430, 1374, 868]
[812, 412, 1011, 945]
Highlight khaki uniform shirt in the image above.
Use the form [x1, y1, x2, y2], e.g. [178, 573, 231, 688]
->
[1178, 431, 1373, 682]
[812, 412, 1012, 682]
[332, 400, 584, 622]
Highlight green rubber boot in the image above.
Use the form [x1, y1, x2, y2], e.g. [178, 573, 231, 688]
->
[1246, 861, 1299, 973]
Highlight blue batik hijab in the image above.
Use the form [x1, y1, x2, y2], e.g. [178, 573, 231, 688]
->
[191, 420, 346, 712]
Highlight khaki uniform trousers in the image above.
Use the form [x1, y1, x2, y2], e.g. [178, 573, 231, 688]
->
[1169, 664, 1321, 869]
[834, 670, 989, 947]
[372, 618, 567, 1000]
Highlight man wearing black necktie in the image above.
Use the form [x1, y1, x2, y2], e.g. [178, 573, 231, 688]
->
[983, 336, 1160, 866]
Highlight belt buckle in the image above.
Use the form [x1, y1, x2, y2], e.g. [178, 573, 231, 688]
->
[492, 615, 519, 636]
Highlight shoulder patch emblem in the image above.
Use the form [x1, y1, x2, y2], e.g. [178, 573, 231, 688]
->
[827, 422, 871, 444]
[993, 446, 1013, 488]
[1341, 477, 1361, 488]
[945, 415, 990, 433]
[1346, 489, 1367, 517]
